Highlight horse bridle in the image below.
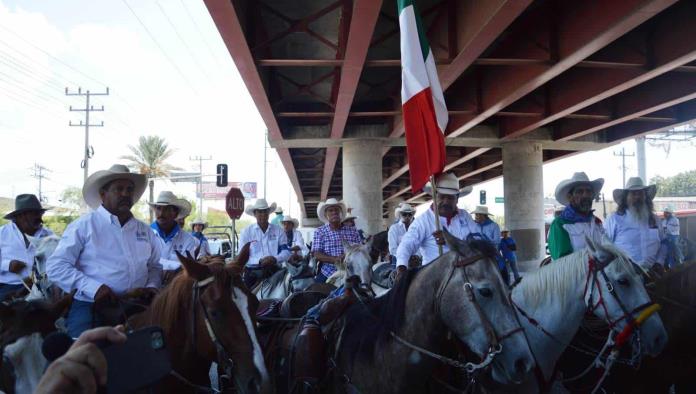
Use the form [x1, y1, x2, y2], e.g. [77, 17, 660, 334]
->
[434, 253, 524, 371]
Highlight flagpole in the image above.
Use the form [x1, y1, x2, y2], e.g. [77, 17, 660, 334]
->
[430, 175, 444, 256]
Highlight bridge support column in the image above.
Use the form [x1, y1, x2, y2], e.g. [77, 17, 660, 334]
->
[502, 141, 545, 262]
[342, 139, 383, 235]
[300, 217, 322, 228]
[384, 198, 403, 228]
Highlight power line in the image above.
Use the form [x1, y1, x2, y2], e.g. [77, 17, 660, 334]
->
[31, 163, 51, 202]
[614, 147, 635, 188]
[177, 0, 224, 68]
[121, 0, 199, 95]
[66, 87, 110, 183]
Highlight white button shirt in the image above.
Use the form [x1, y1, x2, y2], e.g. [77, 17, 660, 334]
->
[286, 229, 309, 257]
[661, 216, 680, 236]
[239, 223, 290, 267]
[47, 206, 162, 302]
[152, 227, 200, 270]
[396, 208, 478, 268]
[562, 219, 606, 253]
[0, 223, 53, 285]
[388, 221, 410, 257]
[604, 211, 665, 268]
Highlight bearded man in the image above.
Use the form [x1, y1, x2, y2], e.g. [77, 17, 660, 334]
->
[605, 177, 665, 269]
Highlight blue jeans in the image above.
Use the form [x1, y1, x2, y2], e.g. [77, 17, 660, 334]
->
[665, 235, 683, 268]
[0, 284, 24, 301]
[306, 286, 344, 322]
[314, 272, 328, 284]
[66, 300, 101, 338]
[506, 255, 521, 281]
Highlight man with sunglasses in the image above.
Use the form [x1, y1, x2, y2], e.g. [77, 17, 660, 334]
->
[387, 203, 416, 265]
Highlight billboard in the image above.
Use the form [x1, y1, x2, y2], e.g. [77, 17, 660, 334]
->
[198, 182, 257, 199]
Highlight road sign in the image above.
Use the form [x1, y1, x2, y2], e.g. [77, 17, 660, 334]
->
[479, 190, 486, 205]
[495, 197, 504, 203]
[225, 188, 245, 220]
[216, 164, 228, 187]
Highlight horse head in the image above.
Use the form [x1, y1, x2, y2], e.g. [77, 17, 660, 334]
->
[441, 229, 533, 385]
[27, 235, 61, 300]
[176, 251, 271, 394]
[341, 239, 374, 294]
[0, 292, 72, 347]
[584, 236, 667, 357]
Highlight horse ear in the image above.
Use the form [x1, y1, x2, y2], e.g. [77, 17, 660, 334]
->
[50, 291, 74, 319]
[176, 251, 211, 281]
[443, 228, 470, 255]
[364, 236, 373, 250]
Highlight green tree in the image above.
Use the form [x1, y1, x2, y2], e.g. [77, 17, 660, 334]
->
[651, 170, 696, 197]
[120, 136, 182, 222]
[58, 187, 83, 216]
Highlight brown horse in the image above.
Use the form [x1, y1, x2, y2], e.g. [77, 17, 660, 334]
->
[130, 251, 271, 394]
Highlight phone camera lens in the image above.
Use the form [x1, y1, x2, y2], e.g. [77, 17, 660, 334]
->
[151, 332, 164, 349]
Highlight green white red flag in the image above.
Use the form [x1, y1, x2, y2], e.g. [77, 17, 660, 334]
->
[398, 0, 448, 192]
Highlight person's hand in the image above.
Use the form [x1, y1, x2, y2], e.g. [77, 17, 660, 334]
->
[8, 260, 26, 274]
[94, 285, 116, 305]
[395, 265, 407, 281]
[432, 230, 445, 246]
[290, 245, 301, 253]
[259, 256, 277, 267]
[35, 326, 127, 394]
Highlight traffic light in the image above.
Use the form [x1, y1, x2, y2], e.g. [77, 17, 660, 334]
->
[479, 190, 486, 205]
[216, 164, 228, 187]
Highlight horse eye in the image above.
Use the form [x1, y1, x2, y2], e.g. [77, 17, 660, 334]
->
[617, 278, 630, 287]
[209, 309, 222, 319]
[478, 288, 493, 298]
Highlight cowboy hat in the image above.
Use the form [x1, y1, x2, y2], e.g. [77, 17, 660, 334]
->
[501, 228, 510, 233]
[471, 205, 492, 216]
[82, 164, 147, 210]
[423, 172, 473, 197]
[275, 206, 284, 214]
[341, 214, 358, 223]
[317, 198, 346, 224]
[3, 194, 51, 219]
[190, 218, 207, 230]
[175, 198, 192, 220]
[244, 198, 277, 216]
[148, 191, 188, 213]
[612, 177, 656, 204]
[280, 215, 300, 228]
[395, 202, 415, 217]
[554, 172, 604, 206]
[663, 206, 674, 213]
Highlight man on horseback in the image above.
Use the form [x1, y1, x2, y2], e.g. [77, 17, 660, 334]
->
[281, 215, 308, 258]
[661, 206, 682, 268]
[395, 172, 477, 275]
[387, 202, 416, 265]
[547, 172, 605, 260]
[239, 199, 291, 288]
[190, 219, 211, 257]
[311, 198, 362, 282]
[47, 164, 163, 337]
[149, 191, 200, 271]
[605, 177, 666, 270]
[0, 194, 54, 300]
[174, 198, 191, 229]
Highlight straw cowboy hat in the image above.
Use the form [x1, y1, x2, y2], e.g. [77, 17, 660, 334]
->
[148, 191, 189, 213]
[190, 218, 207, 230]
[612, 177, 656, 204]
[275, 206, 284, 214]
[395, 202, 415, 217]
[317, 198, 346, 224]
[281, 215, 300, 228]
[176, 198, 192, 220]
[471, 205, 492, 216]
[244, 198, 277, 216]
[82, 164, 147, 210]
[3, 194, 51, 219]
[663, 206, 674, 214]
[554, 172, 604, 206]
[423, 172, 473, 196]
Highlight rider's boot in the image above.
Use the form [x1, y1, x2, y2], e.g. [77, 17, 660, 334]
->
[318, 287, 356, 326]
[293, 318, 326, 386]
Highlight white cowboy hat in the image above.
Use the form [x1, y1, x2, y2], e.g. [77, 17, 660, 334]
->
[280, 215, 300, 228]
[612, 177, 656, 204]
[554, 172, 604, 206]
[501, 228, 510, 233]
[82, 164, 147, 210]
[275, 206, 284, 214]
[190, 218, 207, 230]
[341, 214, 358, 223]
[395, 202, 415, 217]
[148, 191, 189, 213]
[316, 198, 346, 224]
[663, 206, 674, 213]
[423, 172, 473, 196]
[471, 205, 492, 216]
[175, 198, 192, 220]
[244, 198, 277, 216]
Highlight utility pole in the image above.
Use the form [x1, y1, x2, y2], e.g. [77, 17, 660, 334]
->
[31, 163, 51, 203]
[263, 130, 268, 200]
[190, 155, 212, 220]
[613, 147, 635, 187]
[66, 87, 109, 183]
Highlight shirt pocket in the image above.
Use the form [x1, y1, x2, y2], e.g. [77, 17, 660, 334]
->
[134, 241, 152, 266]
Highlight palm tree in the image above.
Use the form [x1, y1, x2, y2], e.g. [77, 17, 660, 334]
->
[120, 135, 181, 222]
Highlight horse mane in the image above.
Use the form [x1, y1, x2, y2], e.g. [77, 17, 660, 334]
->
[137, 272, 196, 345]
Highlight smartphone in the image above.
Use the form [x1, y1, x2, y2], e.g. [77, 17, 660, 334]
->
[99, 326, 172, 394]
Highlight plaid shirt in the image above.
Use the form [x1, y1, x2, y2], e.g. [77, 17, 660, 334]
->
[311, 224, 362, 277]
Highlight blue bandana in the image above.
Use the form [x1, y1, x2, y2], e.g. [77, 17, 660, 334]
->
[560, 205, 594, 223]
[192, 231, 207, 242]
[151, 222, 180, 243]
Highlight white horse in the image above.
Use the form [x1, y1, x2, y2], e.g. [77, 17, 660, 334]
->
[511, 237, 668, 393]
[325, 240, 374, 294]
[253, 258, 315, 300]
[26, 234, 61, 301]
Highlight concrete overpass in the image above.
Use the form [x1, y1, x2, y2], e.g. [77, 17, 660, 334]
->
[205, 0, 696, 262]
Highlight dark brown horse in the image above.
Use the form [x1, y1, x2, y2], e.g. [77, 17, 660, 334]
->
[130, 251, 271, 394]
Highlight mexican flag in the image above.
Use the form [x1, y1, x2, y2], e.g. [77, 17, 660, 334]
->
[399, 0, 448, 193]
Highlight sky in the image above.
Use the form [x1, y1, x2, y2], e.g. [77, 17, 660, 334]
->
[0, 0, 694, 223]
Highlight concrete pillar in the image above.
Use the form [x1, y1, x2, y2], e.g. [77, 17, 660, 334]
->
[384, 198, 404, 228]
[502, 141, 545, 262]
[636, 137, 647, 182]
[342, 139, 383, 235]
[300, 217, 322, 228]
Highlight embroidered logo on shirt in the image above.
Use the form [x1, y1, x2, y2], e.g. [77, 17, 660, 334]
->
[136, 231, 148, 242]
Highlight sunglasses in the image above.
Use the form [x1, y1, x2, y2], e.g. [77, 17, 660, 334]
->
[401, 213, 413, 217]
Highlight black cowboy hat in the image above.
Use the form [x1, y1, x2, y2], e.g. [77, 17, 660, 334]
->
[3, 194, 51, 219]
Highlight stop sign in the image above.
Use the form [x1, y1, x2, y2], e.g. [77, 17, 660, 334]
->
[225, 188, 245, 220]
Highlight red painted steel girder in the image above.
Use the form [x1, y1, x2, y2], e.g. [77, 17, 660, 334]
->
[320, 0, 383, 200]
